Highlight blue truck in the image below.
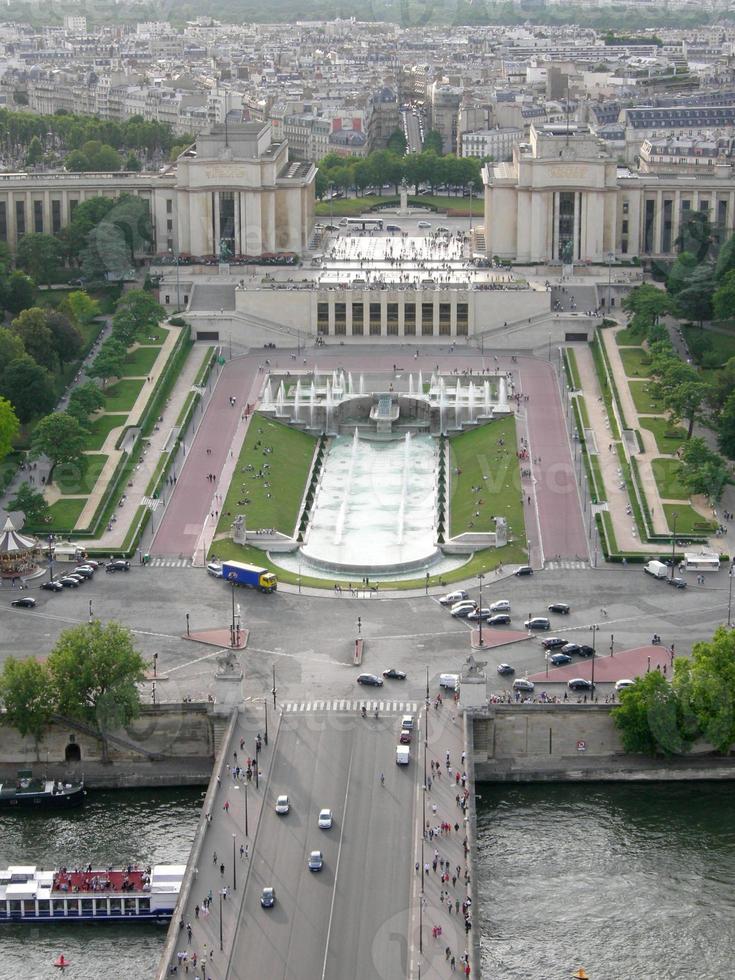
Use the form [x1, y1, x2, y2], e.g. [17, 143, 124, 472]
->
[222, 560, 277, 593]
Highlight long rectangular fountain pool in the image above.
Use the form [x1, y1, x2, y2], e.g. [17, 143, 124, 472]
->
[300, 431, 439, 574]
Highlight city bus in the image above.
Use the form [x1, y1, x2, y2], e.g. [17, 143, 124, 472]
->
[346, 217, 384, 230]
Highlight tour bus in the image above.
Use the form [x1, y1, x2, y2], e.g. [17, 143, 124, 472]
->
[346, 217, 384, 231]
[683, 552, 721, 573]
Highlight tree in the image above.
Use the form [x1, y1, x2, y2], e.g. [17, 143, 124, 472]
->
[61, 290, 100, 327]
[676, 211, 716, 262]
[708, 357, 735, 412]
[662, 376, 711, 439]
[713, 269, 735, 321]
[674, 627, 735, 753]
[67, 381, 105, 423]
[386, 129, 407, 155]
[63, 196, 116, 262]
[31, 412, 86, 467]
[11, 308, 57, 372]
[622, 282, 670, 323]
[124, 152, 141, 172]
[113, 289, 164, 341]
[8, 481, 49, 524]
[0, 657, 55, 745]
[78, 195, 152, 278]
[0, 395, 19, 463]
[423, 129, 444, 155]
[65, 148, 90, 172]
[15, 233, 65, 286]
[24, 135, 44, 167]
[3, 270, 37, 315]
[715, 231, 735, 282]
[674, 264, 715, 324]
[717, 390, 735, 458]
[679, 437, 731, 501]
[613, 671, 691, 756]
[45, 311, 83, 363]
[0, 356, 55, 423]
[88, 338, 126, 387]
[46, 621, 146, 751]
[0, 326, 24, 366]
[91, 144, 122, 171]
[666, 250, 699, 297]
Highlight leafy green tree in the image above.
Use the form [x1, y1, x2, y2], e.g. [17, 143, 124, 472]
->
[613, 671, 691, 756]
[0, 657, 55, 746]
[0, 395, 19, 463]
[717, 390, 735, 458]
[674, 264, 715, 324]
[8, 481, 49, 524]
[124, 152, 141, 172]
[11, 308, 57, 372]
[24, 135, 44, 167]
[708, 357, 735, 411]
[715, 231, 735, 282]
[713, 269, 735, 321]
[674, 627, 735, 753]
[31, 412, 87, 467]
[423, 129, 444, 155]
[113, 289, 164, 342]
[3, 270, 37, 315]
[78, 195, 152, 278]
[661, 375, 711, 439]
[15, 233, 65, 286]
[386, 129, 407, 155]
[666, 250, 699, 297]
[64, 148, 90, 172]
[60, 290, 100, 327]
[0, 325, 25, 365]
[45, 311, 83, 363]
[67, 381, 104, 423]
[63, 196, 116, 262]
[88, 338, 126, 387]
[46, 621, 146, 753]
[91, 144, 122, 171]
[676, 211, 716, 262]
[0, 356, 55, 423]
[622, 282, 670, 323]
[679, 437, 731, 501]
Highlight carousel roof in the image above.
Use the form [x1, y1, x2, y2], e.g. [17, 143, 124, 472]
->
[0, 516, 37, 555]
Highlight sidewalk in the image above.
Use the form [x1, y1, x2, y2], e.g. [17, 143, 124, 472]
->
[409, 698, 478, 979]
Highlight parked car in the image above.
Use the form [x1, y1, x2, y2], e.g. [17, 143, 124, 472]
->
[451, 601, 479, 618]
[497, 663, 515, 675]
[382, 668, 407, 680]
[66, 574, 85, 585]
[669, 577, 687, 589]
[561, 643, 582, 656]
[41, 580, 64, 592]
[615, 679, 636, 691]
[541, 636, 567, 649]
[318, 809, 333, 829]
[308, 850, 324, 871]
[568, 678, 594, 692]
[59, 577, 80, 588]
[467, 608, 491, 621]
[512, 678, 535, 693]
[10, 596, 36, 608]
[106, 559, 130, 573]
[73, 566, 95, 579]
[525, 617, 550, 631]
[515, 565, 534, 577]
[487, 613, 511, 626]
[549, 652, 573, 666]
[577, 645, 596, 658]
[357, 673, 383, 687]
[260, 887, 276, 908]
[548, 602, 570, 614]
[439, 590, 469, 606]
[489, 600, 511, 613]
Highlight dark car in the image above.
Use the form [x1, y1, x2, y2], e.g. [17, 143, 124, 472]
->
[73, 566, 95, 579]
[568, 678, 594, 692]
[59, 576, 81, 588]
[561, 643, 581, 656]
[106, 559, 130, 573]
[308, 850, 324, 872]
[669, 577, 687, 589]
[41, 580, 64, 592]
[515, 565, 533, 577]
[260, 887, 275, 908]
[525, 617, 551, 631]
[497, 663, 515, 675]
[541, 636, 567, 650]
[549, 652, 572, 666]
[357, 673, 383, 687]
[577, 645, 596, 657]
[548, 602, 570, 614]
[382, 668, 407, 680]
[10, 596, 36, 608]
[66, 574, 86, 585]
[487, 613, 511, 626]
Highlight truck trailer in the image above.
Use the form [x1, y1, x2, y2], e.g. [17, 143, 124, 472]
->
[222, 561, 277, 593]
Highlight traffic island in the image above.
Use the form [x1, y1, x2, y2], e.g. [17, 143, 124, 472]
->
[183, 627, 249, 650]
[470, 627, 529, 650]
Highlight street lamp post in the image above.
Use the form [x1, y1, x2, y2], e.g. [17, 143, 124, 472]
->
[468, 180, 475, 237]
[153, 652, 158, 678]
[590, 624, 598, 695]
[728, 559, 735, 628]
[186, 612, 190, 637]
[230, 581, 236, 647]
[607, 251, 614, 313]
[219, 889, 223, 951]
[272, 664, 277, 709]
[232, 833, 236, 891]
[88, 599, 93, 623]
[477, 573, 485, 647]
[670, 511, 679, 581]
[264, 699, 269, 746]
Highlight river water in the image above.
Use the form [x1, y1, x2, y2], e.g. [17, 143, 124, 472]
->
[0, 788, 202, 980]
[476, 782, 735, 980]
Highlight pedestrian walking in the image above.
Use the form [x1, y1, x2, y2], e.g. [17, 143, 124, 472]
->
[219, 863, 225, 877]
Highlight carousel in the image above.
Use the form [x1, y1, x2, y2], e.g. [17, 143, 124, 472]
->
[0, 513, 43, 580]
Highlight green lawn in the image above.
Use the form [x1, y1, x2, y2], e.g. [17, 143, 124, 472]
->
[215, 414, 317, 536]
[104, 378, 145, 412]
[565, 348, 581, 389]
[640, 417, 687, 454]
[315, 194, 483, 218]
[45, 497, 87, 530]
[683, 325, 735, 365]
[651, 458, 689, 501]
[141, 325, 168, 345]
[448, 416, 526, 546]
[615, 327, 642, 346]
[628, 380, 664, 415]
[662, 503, 717, 535]
[83, 414, 127, 451]
[54, 454, 108, 495]
[619, 347, 653, 378]
[121, 346, 161, 377]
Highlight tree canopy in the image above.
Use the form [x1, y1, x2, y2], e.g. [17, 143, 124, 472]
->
[0, 395, 19, 464]
[31, 411, 87, 467]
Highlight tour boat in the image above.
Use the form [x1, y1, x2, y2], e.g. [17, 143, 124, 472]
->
[0, 865, 185, 922]
[0, 771, 85, 809]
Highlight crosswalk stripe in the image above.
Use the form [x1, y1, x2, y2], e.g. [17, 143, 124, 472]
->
[282, 700, 416, 714]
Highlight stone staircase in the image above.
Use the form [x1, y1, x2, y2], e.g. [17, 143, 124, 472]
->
[471, 228, 486, 254]
[211, 715, 230, 754]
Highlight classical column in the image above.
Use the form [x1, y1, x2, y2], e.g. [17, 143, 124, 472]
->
[653, 191, 663, 254]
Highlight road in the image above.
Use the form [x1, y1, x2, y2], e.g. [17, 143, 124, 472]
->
[402, 109, 422, 154]
[227, 709, 418, 980]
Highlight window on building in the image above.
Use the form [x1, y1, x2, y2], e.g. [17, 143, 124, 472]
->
[439, 303, 451, 336]
[15, 200, 25, 237]
[718, 198, 728, 232]
[457, 303, 468, 331]
[167, 238, 173, 251]
[317, 302, 329, 332]
[622, 200, 629, 215]
[558, 191, 575, 260]
[69, 199, 78, 221]
[219, 191, 235, 255]
[166, 199, 173, 214]
[167, 219, 173, 233]
[622, 220, 629, 235]
[621, 239, 628, 254]
[643, 198, 655, 253]
[662, 199, 673, 252]
[422, 302, 434, 336]
[700, 198, 710, 213]
[0, 203, 7, 241]
[51, 199, 61, 234]
[335, 302, 346, 327]
[334, 321, 346, 335]
[33, 200, 43, 234]
[351, 302, 363, 329]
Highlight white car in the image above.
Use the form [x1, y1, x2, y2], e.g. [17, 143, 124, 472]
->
[318, 808, 333, 829]
[207, 562, 223, 578]
[490, 599, 511, 613]
[417, 220, 432, 229]
[615, 678, 636, 692]
[275, 794, 290, 814]
[439, 590, 469, 606]
[450, 600, 478, 618]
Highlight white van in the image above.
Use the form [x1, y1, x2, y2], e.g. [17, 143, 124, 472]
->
[396, 745, 410, 765]
[439, 673, 459, 691]
[644, 560, 668, 579]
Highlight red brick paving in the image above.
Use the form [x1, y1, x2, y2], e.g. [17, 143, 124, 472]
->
[184, 627, 249, 649]
[527, 644, 671, 684]
[470, 627, 529, 649]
